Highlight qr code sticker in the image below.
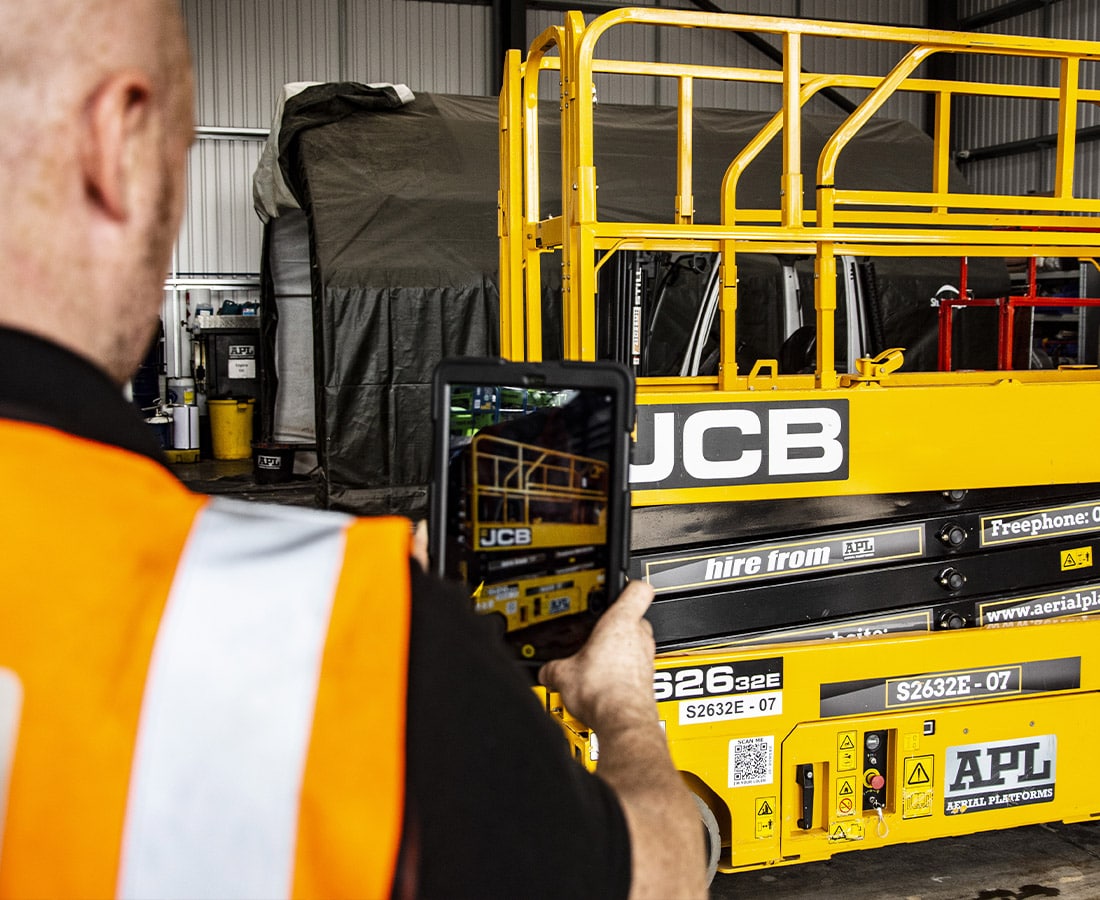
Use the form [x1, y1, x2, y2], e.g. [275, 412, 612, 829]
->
[729, 735, 774, 788]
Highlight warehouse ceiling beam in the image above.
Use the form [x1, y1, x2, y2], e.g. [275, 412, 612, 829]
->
[956, 123, 1100, 163]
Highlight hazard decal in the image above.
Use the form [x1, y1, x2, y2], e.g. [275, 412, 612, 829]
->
[828, 820, 864, 842]
[1061, 546, 1093, 572]
[902, 755, 934, 819]
[755, 797, 775, 839]
[835, 775, 857, 817]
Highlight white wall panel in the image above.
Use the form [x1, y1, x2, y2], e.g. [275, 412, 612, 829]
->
[184, 0, 344, 129]
[1053, 0, 1100, 128]
[347, 0, 492, 95]
[1074, 139, 1100, 201]
[957, 152, 1046, 197]
[176, 139, 266, 275]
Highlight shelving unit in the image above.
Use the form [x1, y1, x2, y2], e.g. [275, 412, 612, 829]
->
[1009, 261, 1100, 366]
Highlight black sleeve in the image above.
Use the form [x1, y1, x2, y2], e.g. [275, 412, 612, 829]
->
[397, 565, 632, 900]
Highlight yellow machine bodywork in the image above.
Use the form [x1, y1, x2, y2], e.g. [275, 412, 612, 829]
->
[546, 614, 1100, 873]
[505, 7, 1100, 874]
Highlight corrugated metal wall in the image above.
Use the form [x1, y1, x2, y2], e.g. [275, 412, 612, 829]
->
[954, 0, 1100, 200]
[176, 0, 1100, 277]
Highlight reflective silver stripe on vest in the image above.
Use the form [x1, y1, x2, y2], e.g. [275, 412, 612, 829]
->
[117, 497, 352, 900]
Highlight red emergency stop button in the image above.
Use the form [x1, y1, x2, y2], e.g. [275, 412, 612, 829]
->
[864, 769, 886, 790]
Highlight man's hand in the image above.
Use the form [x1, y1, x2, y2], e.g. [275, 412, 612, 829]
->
[538, 579, 658, 737]
[539, 580, 709, 899]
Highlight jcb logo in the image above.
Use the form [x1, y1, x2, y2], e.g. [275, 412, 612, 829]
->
[630, 401, 848, 489]
[479, 527, 532, 548]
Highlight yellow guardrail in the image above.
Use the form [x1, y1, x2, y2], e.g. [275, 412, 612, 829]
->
[470, 433, 607, 529]
[499, 8, 1100, 389]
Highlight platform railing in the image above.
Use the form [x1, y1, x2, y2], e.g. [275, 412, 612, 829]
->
[500, 8, 1100, 388]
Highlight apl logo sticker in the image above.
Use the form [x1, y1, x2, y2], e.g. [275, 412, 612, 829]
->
[944, 735, 1056, 814]
[843, 537, 875, 559]
[630, 401, 848, 490]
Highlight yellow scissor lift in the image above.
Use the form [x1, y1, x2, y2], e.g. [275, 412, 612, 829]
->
[500, 7, 1100, 880]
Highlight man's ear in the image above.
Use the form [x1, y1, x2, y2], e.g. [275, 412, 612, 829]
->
[80, 69, 154, 221]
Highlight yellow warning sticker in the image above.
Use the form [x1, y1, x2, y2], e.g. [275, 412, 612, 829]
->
[1061, 546, 1093, 572]
[903, 733, 920, 752]
[828, 820, 865, 842]
[835, 775, 857, 817]
[903, 789, 933, 819]
[837, 731, 857, 771]
[904, 756, 932, 786]
[755, 796, 775, 840]
[902, 754, 934, 820]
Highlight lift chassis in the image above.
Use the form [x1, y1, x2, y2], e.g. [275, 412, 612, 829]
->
[501, 7, 1100, 878]
[548, 615, 1100, 874]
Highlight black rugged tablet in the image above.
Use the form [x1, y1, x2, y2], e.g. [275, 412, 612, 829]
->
[430, 358, 634, 666]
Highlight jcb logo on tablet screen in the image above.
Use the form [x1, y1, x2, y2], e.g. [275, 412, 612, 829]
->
[479, 528, 533, 548]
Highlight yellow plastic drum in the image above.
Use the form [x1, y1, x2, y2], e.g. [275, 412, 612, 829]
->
[207, 398, 255, 460]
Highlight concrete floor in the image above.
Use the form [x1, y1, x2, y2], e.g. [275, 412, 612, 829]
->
[711, 821, 1100, 899]
[170, 456, 318, 506]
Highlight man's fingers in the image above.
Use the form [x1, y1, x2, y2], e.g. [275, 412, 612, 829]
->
[607, 578, 655, 621]
[538, 658, 563, 691]
[410, 519, 429, 571]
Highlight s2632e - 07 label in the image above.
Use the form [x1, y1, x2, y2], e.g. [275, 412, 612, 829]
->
[654, 658, 784, 726]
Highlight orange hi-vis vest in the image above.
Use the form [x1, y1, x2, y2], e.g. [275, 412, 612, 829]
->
[0, 418, 412, 899]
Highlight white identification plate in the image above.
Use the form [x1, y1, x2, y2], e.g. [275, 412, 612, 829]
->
[679, 690, 782, 725]
[228, 359, 256, 379]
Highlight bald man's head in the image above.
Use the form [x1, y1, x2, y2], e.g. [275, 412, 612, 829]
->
[0, 0, 192, 157]
[0, 0, 195, 384]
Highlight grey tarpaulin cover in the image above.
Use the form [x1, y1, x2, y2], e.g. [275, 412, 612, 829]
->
[264, 85, 502, 514]
[260, 84, 1005, 515]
